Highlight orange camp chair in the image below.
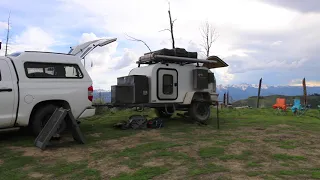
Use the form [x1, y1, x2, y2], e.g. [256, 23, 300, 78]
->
[272, 98, 287, 114]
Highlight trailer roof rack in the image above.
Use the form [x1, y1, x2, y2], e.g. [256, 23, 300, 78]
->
[136, 53, 218, 65]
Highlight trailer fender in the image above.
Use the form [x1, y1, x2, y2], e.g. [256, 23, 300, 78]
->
[182, 92, 211, 105]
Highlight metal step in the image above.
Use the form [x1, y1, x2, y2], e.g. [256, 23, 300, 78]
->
[66, 110, 85, 144]
[34, 108, 68, 150]
[34, 107, 85, 150]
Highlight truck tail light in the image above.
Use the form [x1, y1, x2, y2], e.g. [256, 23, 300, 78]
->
[88, 85, 93, 101]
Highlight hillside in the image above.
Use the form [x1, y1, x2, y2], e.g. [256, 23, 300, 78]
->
[232, 94, 320, 109]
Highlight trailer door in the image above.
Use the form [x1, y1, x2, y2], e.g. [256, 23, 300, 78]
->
[0, 59, 16, 128]
[157, 68, 178, 100]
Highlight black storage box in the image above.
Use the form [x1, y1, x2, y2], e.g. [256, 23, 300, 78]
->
[117, 75, 148, 86]
[193, 69, 209, 89]
[111, 85, 134, 104]
[112, 75, 149, 104]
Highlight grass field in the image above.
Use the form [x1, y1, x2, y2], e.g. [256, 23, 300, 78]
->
[1, 107, 320, 180]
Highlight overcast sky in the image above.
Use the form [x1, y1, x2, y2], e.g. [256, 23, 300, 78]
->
[0, 0, 319, 90]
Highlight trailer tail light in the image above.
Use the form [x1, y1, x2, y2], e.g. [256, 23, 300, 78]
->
[88, 86, 93, 101]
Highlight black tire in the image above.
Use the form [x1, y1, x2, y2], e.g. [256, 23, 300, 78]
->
[30, 104, 67, 136]
[154, 107, 174, 118]
[188, 101, 211, 122]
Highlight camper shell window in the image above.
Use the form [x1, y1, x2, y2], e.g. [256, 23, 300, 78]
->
[24, 62, 83, 79]
[163, 74, 173, 95]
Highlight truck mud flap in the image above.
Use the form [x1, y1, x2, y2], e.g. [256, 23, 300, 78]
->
[34, 107, 85, 150]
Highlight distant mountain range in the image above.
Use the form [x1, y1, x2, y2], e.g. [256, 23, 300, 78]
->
[216, 84, 320, 102]
[232, 94, 320, 109]
[93, 84, 320, 103]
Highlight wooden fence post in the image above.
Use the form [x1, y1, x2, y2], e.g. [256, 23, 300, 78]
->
[257, 78, 262, 108]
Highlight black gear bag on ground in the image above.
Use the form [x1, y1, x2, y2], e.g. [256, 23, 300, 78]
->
[147, 118, 164, 129]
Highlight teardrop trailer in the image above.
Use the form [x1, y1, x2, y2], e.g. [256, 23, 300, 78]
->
[64, 38, 227, 124]
[109, 47, 229, 123]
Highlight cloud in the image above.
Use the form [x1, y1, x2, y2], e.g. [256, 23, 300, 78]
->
[218, 9, 320, 84]
[55, 0, 320, 86]
[88, 63, 138, 90]
[77, 33, 139, 90]
[1, 0, 320, 88]
[112, 49, 137, 70]
[261, 0, 320, 13]
[225, 55, 309, 74]
[13, 27, 56, 50]
[187, 41, 203, 56]
[213, 68, 235, 85]
[53, 0, 298, 51]
[0, 21, 7, 29]
[0, 26, 59, 56]
[289, 79, 320, 87]
[271, 41, 282, 46]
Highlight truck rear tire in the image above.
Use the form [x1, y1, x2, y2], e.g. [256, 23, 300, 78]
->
[30, 104, 67, 136]
[154, 107, 174, 118]
[188, 101, 211, 122]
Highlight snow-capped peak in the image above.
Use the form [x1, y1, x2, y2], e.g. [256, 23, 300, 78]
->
[216, 83, 320, 91]
[217, 83, 271, 91]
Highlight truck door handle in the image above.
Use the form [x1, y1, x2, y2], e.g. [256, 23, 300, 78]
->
[174, 83, 178, 86]
[0, 88, 12, 92]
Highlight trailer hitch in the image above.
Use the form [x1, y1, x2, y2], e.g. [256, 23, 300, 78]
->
[135, 105, 144, 112]
[164, 104, 175, 115]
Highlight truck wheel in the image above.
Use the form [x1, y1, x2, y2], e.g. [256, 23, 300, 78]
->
[31, 104, 67, 136]
[188, 101, 211, 122]
[154, 107, 174, 118]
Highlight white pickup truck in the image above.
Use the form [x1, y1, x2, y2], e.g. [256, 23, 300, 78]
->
[0, 38, 117, 135]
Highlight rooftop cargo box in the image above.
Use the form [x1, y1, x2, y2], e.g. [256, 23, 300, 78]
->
[144, 48, 197, 59]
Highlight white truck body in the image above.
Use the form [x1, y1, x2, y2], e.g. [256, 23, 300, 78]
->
[0, 38, 117, 133]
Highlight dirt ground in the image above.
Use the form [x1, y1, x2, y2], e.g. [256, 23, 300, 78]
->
[2, 109, 320, 179]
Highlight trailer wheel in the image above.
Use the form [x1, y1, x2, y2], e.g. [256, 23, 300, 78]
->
[154, 107, 174, 118]
[189, 101, 211, 122]
[31, 104, 67, 136]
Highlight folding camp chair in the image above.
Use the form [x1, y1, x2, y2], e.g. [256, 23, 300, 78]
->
[272, 98, 287, 115]
[291, 98, 310, 116]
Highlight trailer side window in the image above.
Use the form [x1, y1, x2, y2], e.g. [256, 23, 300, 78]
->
[163, 74, 173, 94]
[24, 62, 83, 79]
